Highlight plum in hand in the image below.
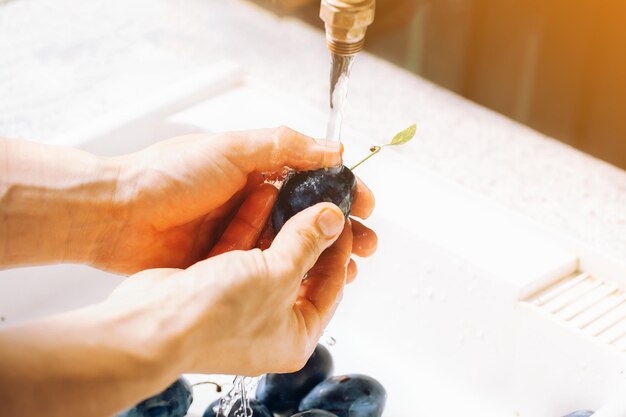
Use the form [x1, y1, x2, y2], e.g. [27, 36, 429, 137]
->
[298, 374, 386, 417]
[271, 124, 416, 234]
[117, 377, 192, 417]
[256, 344, 334, 414]
[272, 165, 356, 233]
[203, 398, 272, 417]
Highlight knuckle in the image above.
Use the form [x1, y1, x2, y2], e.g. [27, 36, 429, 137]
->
[271, 125, 293, 148]
[269, 125, 292, 166]
[248, 249, 270, 278]
[273, 125, 294, 139]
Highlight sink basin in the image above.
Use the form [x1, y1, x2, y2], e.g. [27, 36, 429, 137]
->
[1, 61, 625, 417]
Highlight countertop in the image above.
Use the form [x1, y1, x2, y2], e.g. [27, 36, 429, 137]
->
[1, 0, 625, 264]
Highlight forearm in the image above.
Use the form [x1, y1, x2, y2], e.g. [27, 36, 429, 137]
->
[0, 138, 128, 268]
[0, 302, 182, 417]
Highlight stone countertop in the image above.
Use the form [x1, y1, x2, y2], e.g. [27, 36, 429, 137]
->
[1, 0, 625, 263]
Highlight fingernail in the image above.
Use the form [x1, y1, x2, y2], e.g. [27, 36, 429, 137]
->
[317, 208, 344, 237]
[314, 138, 341, 150]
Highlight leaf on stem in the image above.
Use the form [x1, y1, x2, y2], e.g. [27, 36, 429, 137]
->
[386, 123, 416, 147]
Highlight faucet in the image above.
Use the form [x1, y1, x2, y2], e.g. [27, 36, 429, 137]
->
[319, 0, 376, 56]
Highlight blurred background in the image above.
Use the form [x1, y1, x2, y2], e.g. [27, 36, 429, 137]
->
[255, 0, 626, 169]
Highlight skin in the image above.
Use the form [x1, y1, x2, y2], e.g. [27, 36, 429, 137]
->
[0, 126, 377, 417]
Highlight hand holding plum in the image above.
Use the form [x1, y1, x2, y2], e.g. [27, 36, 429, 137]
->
[105, 201, 352, 376]
[100, 126, 377, 377]
[0, 126, 377, 417]
[92, 126, 367, 274]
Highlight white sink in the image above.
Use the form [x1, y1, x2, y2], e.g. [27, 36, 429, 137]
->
[1, 61, 625, 417]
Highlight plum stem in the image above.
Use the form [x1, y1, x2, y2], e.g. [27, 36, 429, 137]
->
[192, 381, 223, 392]
[350, 145, 381, 171]
[349, 123, 417, 171]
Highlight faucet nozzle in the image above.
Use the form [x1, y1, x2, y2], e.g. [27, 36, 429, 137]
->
[320, 0, 375, 56]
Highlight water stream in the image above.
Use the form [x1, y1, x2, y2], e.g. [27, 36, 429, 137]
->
[324, 53, 355, 165]
[217, 376, 256, 417]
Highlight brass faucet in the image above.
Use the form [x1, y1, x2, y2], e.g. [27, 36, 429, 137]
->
[320, 0, 376, 56]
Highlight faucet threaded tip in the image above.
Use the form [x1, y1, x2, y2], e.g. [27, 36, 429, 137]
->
[326, 38, 366, 56]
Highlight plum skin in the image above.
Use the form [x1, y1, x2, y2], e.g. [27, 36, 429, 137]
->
[298, 374, 386, 417]
[256, 344, 334, 414]
[116, 377, 192, 417]
[272, 165, 356, 233]
[203, 398, 272, 417]
[290, 410, 339, 417]
[563, 411, 594, 417]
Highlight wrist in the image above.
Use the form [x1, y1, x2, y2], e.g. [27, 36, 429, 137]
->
[0, 139, 130, 268]
[0, 301, 183, 417]
[86, 300, 184, 382]
[84, 154, 136, 269]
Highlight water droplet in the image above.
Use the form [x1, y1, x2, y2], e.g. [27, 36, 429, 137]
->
[326, 336, 337, 346]
[219, 376, 258, 417]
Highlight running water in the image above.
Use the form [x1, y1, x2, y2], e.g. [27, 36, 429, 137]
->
[217, 376, 256, 417]
[324, 53, 355, 164]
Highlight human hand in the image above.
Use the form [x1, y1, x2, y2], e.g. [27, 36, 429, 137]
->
[102, 138, 377, 375]
[0, 133, 377, 417]
[0, 201, 365, 417]
[105, 202, 362, 376]
[97, 127, 352, 274]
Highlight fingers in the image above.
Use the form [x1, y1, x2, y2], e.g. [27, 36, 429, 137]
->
[263, 202, 345, 283]
[347, 258, 357, 284]
[350, 177, 375, 219]
[256, 221, 275, 251]
[245, 171, 267, 192]
[296, 223, 353, 332]
[208, 183, 278, 257]
[350, 218, 377, 257]
[220, 127, 342, 173]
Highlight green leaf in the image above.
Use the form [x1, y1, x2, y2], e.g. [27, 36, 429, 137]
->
[349, 123, 418, 171]
[387, 123, 416, 146]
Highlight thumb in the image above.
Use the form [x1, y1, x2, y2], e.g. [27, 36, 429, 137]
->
[263, 202, 345, 283]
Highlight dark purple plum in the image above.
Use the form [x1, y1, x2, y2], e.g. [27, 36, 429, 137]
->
[272, 165, 356, 233]
[290, 410, 339, 417]
[116, 377, 192, 417]
[298, 374, 386, 417]
[256, 344, 334, 414]
[562, 411, 594, 417]
[203, 398, 272, 417]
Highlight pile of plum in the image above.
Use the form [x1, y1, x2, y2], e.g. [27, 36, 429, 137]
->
[115, 341, 598, 417]
[117, 344, 386, 417]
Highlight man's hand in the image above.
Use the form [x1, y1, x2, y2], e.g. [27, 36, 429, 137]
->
[96, 127, 350, 273]
[0, 126, 378, 417]
[106, 203, 354, 376]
